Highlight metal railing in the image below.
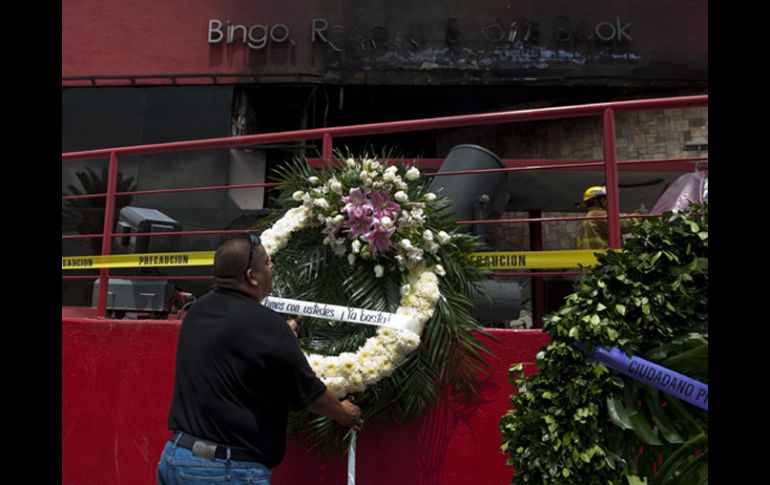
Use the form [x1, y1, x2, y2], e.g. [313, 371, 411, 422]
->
[62, 94, 708, 318]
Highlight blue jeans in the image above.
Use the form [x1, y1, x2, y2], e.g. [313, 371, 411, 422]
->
[157, 435, 272, 484]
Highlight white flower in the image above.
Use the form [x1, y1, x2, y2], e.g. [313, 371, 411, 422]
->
[383, 171, 396, 183]
[394, 191, 408, 203]
[347, 375, 366, 393]
[410, 208, 425, 225]
[333, 214, 344, 224]
[434, 264, 446, 276]
[338, 355, 357, 375]
[400, 284, 411, 296]
[437, 231, 451, 245]
[379, 361, 395, 377]
[374, 265, 384, 278]
[372, 181, 384, 190]
[307, 355, 323, 369]
[333, 243, 347, 256]
[406, 247, 424, 265]
[380, 216, 393, 228]
[400, 239, 413, 250]
[396, 306, 417, 317]
[292, 191, 305, 201]
[308, 176, 320, 185]
[405, 167, 420, 181]
[370, 160, 381, 171]
[424, 192, 437, 202]
[359, 170, 369, 179]
[417, 282, 438, 298]
[395, 180, 408, 190]
[425, 241, 440, 254]
[362, 367, 379, 384]
[321, 360, 338, 376]
[357, 350, 373, 363]
[351, 240, 361, 254]
[418, 271, 438, 284]
[329, 179, 343, 193]
[422, 230, 433, 241]
[348, 254, 356, 266]
[346, 158, 357, 168]
[313, 198, 329, 210]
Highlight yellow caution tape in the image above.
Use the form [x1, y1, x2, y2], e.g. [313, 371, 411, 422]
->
[63, 249, 604, 270]
[469, 250, 603, 270]
[61, 251, 216, 270]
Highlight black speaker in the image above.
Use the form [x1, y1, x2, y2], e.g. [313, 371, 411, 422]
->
[430, 144, 510, 237]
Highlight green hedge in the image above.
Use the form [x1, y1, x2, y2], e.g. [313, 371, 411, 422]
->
[500, 203, 708, 484]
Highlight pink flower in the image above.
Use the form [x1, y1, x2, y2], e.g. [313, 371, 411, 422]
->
[342, 188, 369, 208]
[369, 191, 401, 220]
[345, 209, 374, 238]
[363, 220, 396, 254]
[342, 188, 375, 238]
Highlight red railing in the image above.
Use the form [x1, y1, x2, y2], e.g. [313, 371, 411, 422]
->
[62, 94, 708, 318]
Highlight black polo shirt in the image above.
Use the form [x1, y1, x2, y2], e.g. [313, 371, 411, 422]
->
[167, 287, 326, 468]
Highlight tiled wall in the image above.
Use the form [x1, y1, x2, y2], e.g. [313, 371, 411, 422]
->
[440, 107, 708, 251]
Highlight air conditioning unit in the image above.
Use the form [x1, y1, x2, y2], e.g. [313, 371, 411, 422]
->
[92, 278, 175, 314]
[117, 206, 181, 253]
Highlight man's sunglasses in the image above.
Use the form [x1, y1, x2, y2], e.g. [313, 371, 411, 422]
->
[244, 233, 261, 274]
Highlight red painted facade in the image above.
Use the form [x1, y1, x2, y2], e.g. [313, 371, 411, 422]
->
[62, 317, 549, 484]
[63, 0, 707, 86]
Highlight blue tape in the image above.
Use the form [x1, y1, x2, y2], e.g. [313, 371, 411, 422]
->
[573, 341, 708, 410]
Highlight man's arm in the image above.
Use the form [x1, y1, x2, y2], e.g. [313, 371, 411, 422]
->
[286, 316, 301, 337]
[306, 389, 363, 431]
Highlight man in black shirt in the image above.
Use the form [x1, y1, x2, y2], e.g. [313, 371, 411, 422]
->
[157, 233, 362, 484]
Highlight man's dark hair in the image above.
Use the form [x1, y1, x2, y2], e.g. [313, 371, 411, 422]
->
[214, 237, 254, 279]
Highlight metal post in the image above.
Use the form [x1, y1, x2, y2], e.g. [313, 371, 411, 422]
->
[529, 210, 545, 328]
[603, 109, 621, 249]
[96, 151, 120, 317]
[322, 132, 333, 167]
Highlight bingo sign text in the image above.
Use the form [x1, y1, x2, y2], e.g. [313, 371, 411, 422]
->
[207, 16, 634, 51]
[207, 20, 293, 49]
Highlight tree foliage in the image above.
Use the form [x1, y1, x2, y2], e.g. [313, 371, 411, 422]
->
[62, 166, 138, 254]
[500, 203, 708, 484]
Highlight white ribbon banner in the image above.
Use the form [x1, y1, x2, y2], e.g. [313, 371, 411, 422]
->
[261, 296, 421, 335]
[347, 430, 357, 485]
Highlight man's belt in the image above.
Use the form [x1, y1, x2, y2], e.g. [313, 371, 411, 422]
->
[170, 431, 262, 463]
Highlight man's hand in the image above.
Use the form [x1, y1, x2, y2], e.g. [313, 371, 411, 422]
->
[306, 389, 364, 431]
[338, 399, 363, 432]
[287, 316, 301, 337]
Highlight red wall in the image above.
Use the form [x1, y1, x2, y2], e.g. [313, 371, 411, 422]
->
[62, 317, 549, 484]
[63, 0, 707, 85]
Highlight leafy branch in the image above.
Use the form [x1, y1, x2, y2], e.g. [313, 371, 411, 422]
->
[500, 203, 708, 484]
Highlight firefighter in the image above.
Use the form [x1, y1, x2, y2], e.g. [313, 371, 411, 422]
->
[576, 185, 645, 250]
[576, 185, 613, 249]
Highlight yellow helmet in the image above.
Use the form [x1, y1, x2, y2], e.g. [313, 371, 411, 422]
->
[581, 186, 606, 206]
